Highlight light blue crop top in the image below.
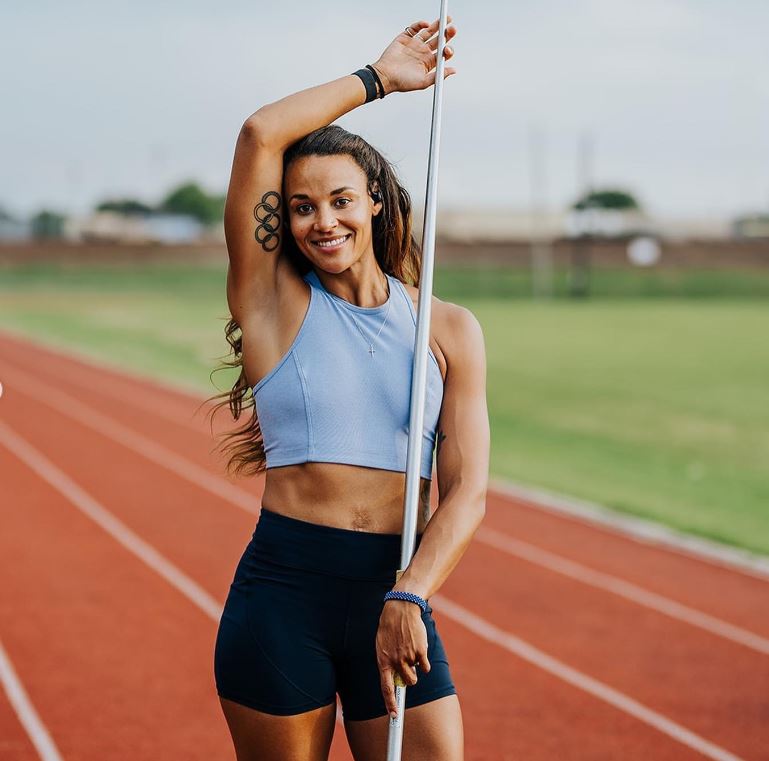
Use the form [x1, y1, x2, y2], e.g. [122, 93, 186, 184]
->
[252, 269, 444, 480]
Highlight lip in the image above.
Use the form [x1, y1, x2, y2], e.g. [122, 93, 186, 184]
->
[310, 234, 351, 252]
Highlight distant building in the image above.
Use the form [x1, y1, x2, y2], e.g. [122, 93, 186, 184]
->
[435, 208, 568, 242]
[732, 214, 769, 240]
[64, 211, 205, 244]
[433, 207, 731, 243]
[564, 208, 654, 238]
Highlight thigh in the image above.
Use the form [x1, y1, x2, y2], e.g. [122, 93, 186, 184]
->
[220, 697, 337, 761]
[214, 541, 342, 715]
[344, 694, 464, 761]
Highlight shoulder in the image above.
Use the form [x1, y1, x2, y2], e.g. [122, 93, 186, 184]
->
[435, 301, 486, 380]
[399, 281, 485, 379]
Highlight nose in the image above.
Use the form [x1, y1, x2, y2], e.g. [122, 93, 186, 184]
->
[313, 205, 338, 233]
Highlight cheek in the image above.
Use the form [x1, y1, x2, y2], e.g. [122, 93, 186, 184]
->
[289, 215, 309, 239]
[346, 208, 373, 232]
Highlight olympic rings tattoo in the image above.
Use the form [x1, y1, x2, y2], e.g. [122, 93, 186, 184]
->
[253, 191, 281, 253]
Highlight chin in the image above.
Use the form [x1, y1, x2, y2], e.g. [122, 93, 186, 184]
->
[306, 250, 360, 275]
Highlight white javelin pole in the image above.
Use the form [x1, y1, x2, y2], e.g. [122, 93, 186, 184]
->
[386, 2, 449, 759]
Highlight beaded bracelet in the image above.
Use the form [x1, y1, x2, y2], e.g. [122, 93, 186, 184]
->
[383, 590, 428, 613]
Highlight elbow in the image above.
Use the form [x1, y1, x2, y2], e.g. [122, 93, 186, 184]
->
[474, 492, 487, 526]
[240, 112, 283, 151]
[239, 115, 268, 144]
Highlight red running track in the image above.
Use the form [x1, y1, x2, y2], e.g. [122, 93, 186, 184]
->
[0, 329, 767, 760]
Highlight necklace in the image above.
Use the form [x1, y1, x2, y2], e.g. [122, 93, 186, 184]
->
[348, 273, 392, 357]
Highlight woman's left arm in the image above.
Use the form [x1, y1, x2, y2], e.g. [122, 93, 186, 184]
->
[376, 303, 489, 713]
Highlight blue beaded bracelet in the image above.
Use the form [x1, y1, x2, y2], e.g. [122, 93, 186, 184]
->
[383, 590, 428, 613]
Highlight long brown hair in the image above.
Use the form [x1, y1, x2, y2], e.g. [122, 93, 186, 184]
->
[204, 125, 422, 477]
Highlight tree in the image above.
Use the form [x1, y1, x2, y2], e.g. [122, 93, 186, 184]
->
[159, 181, 224, 226]
[573, 189, 640, 211]
[31, 210, 66, 239]
[96, 198, 153, 216]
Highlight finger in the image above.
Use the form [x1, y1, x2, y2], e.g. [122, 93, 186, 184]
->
[425, 67, 456, 87]
[400, 661, 418, 687]
[402, 19, 429, 38]
[413, 15, 452, 46]
[426, 14, 453, 35]
[379, 667, 398, 717]
[427, 24, 456, 51]
[418, 652, 432, 674]
[429, 44, 455, 60]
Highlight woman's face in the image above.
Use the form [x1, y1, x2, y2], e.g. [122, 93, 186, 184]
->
[284, 154, 382, 274]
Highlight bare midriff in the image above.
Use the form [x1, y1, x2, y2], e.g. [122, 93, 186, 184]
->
[260, 461, 432, 535]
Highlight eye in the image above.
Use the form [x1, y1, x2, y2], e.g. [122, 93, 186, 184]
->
[335, 198, 351, 207]
[295, 203, 312, 215]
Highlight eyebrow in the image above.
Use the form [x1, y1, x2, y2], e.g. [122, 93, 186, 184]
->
[289, 186, 356, 202]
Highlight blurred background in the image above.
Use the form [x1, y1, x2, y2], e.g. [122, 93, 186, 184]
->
[2, 0, 768, 554]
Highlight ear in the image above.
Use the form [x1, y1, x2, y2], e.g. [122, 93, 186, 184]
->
[370, 182, 383, 216]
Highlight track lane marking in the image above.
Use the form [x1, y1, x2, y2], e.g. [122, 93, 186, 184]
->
[490, 477, 769, 582]
[0, 420, 348, 733]
[0, 637, 64, 761]
[476, 526, 769, 656]
[0, 421, 223, 622]
[0, 420, 746, 761]
[2, 364, 766, 656]
[431, 597, 746, 761]
[4, 336, 767, 581]
[0, 363, 256, 515]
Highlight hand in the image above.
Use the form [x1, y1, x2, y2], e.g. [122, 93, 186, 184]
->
[375, 600, 432, 718]
[371, 17, 457, 96]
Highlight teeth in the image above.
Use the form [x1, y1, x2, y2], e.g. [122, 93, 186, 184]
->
[315, 235, 348, 247]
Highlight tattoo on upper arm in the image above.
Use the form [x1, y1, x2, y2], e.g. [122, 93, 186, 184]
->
[436, 429, 447, 456]
[253, 191, 281, 252]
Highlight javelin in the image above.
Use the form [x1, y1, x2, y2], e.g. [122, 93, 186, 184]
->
[386, 1, 450, 759]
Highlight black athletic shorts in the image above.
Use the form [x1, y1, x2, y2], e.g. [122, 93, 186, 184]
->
[213, 507, 457, 721]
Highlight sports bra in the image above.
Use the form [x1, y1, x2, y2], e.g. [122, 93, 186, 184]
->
[252, 268, 444, 480]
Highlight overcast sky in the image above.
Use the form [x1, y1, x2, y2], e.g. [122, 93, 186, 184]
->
[2, 0, 768, 221]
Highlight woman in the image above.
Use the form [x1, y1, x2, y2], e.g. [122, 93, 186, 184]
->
[211, 16, 489, 761]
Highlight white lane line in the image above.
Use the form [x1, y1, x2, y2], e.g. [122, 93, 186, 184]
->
[0, 420, 747, 758]
[0, 420, 346, 728]
[5, 340, 765, 583]
[476, 526, 769, 656]
[0, 327, 204, 403]
[0, 421, 224, 623]
[0, 363, 257, 515]
[432, 596, 747, 761]
[0, 637, 64, 761]
[0, 347, 207, 434]
[490, 477, 769, 582]
[3, 366, 766, 657]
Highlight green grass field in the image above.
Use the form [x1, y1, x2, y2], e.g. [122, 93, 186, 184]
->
[2, 262, 768, 555]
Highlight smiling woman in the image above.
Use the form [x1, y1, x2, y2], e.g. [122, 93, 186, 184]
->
[204, 15, 489, 761]
[280, 131, 422, 291]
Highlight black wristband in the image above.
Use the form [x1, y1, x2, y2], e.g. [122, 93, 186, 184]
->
[365, 64, 386, 99]
[352, 68, 378, 103]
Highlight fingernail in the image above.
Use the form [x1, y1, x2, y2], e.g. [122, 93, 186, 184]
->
[390, 711, 397, 719]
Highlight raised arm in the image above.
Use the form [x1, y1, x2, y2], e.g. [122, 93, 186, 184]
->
[224, 17, 456, 324]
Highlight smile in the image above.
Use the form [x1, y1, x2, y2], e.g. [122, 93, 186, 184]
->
[312, 234, 351, 250]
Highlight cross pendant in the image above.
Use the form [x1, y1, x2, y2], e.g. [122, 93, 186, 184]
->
[368, 345, 375, 357]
